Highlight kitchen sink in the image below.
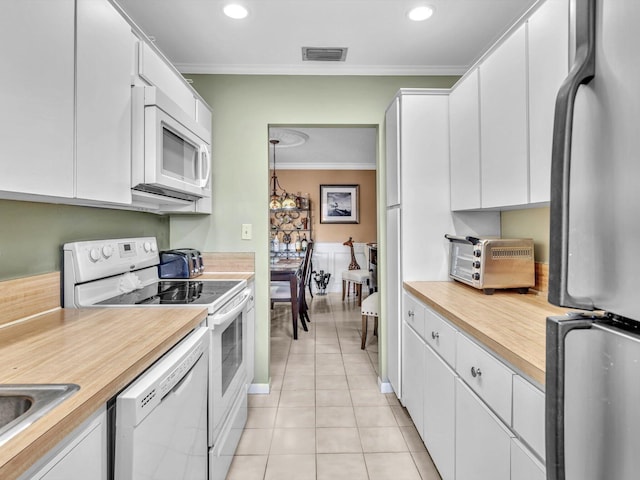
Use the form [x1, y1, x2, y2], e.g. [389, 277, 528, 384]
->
[0, 384, 80, 446]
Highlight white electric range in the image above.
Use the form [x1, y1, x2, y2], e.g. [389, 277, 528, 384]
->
[62, 237, 249, 480]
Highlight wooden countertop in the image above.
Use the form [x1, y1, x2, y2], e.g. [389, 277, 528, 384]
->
[404, 281, 568, 386]
[0, 306, 208, 480]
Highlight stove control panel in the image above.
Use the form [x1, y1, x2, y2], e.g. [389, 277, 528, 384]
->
[63, 237, 159, 284]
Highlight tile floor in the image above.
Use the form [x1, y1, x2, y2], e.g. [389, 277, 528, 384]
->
[227, 292, 442, 480]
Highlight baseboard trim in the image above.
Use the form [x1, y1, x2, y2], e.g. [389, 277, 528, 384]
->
[378, 379, 394, 394]
[248, 382, 270, 394]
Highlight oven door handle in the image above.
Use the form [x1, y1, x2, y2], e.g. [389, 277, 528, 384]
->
[211, 289, 251, 327]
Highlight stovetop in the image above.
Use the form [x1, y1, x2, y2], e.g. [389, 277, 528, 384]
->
[96, 280, 243, 306]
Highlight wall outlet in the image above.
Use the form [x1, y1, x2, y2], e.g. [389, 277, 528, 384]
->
[241, 224, 252, 240]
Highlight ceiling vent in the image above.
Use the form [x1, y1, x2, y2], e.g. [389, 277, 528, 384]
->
[302, 47, 348, 62]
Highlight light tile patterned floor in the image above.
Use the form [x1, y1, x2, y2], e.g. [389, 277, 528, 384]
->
[226, 292, 442, 480]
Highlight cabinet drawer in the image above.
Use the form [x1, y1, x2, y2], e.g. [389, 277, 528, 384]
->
[403, 292, 425, 339]
[424, 306, 457, 367]
[456, 333, 514, 423]
[513, 375, 545, 460]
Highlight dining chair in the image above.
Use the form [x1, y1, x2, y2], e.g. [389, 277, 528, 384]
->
[270, 242, 314, 337]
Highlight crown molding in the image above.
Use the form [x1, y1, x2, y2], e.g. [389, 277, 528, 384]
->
[177, 63, 467, 76]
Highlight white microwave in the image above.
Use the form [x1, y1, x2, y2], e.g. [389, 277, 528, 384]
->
[132, 86, 211, 202]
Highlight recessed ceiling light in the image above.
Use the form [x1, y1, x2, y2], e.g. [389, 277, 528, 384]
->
[223, 4, 248, 19]
[408, 6, 434, 21]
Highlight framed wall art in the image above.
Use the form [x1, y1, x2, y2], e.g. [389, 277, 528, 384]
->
[320, 184, 359, 224]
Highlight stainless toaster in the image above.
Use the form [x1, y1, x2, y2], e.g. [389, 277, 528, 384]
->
[444, 235, 535, 294]
[158, 249, 204, 279]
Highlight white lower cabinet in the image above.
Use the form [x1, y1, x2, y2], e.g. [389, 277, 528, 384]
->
[246, 280, 256, 385]
[511, 438, 546, 480]
[400, 293, 546, 480]
[423, 344, 456, 480]
[402, 323, 425, 435]
[20, 407, 107, 480]
[455, 379, 513, 480]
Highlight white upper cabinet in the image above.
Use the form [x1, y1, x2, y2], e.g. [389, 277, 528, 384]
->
[449, 69, 481, 211]
[0, 1, 75, 198]
[479, 24, 529, 209]
[527, 0, 569, 203]
[139, 42, 196, 119]
[385, 97, 401, 207]
[401, 93, 453, 281]
[76, 0, 135, 204]
[450, 0, 570, 211]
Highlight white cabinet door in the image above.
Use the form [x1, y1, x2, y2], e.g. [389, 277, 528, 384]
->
[401, 94, 452, 281]
[24, 408, 107, 480]
[511, 438, 545, 480]
[0, 1, 75, 198]
[76, 0, 135, 204]
[423, 344, 456, 480]
[402, 323, 425, 436]
[385, 97, 400, 207]
[386, 206, 401, 396]
[139, 42, 196, 119]
[455, 379, 513, 480]
[479, 24, 529, 208]
[527, 0, 569, 203]
[449, 69, 481, 211]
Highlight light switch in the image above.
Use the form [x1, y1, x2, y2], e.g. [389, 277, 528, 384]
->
[241, 224, 252, 240]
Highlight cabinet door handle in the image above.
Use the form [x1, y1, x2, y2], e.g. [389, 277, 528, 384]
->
[431, 331, 439, 340]
[408, 310, 414, 318]
[471, 366, 482, 378]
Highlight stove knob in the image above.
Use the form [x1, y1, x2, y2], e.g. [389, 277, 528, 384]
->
[151, 242, 157, 252]
[102, 245, 113, 258]
[473, 250, 481, 257]
[472, 261, 481, 269]
[472, 273, 480, 281]
[89, 248, 101, 262]
[143, 241, 151, 253]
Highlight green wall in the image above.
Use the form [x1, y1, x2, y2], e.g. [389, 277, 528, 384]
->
[501, 206, 550, 262]
[171, 75, 459, 387]
[0, 200, 169, 280]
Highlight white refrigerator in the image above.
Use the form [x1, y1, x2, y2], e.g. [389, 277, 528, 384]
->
[546, 0, 640, 478]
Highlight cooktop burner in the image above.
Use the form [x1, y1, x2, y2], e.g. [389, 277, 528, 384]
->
[96, 280, 242, 306]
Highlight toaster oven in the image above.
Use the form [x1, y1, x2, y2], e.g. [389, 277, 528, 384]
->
[444, 235, 535, 294]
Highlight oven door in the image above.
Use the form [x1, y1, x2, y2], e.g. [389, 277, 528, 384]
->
[208, 289, 251, 445]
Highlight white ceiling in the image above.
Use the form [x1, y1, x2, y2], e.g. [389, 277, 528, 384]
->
[269, 127, 377, 170]
[115, 0, 539, 168]
[116, 0, 539, 76]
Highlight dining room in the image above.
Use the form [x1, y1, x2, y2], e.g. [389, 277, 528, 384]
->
[267, 125, 379, 342]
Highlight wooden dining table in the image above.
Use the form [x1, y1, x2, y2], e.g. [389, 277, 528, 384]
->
[270, 257, 304, 339]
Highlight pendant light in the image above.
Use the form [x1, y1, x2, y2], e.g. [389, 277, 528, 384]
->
[270, 139, 296, 209]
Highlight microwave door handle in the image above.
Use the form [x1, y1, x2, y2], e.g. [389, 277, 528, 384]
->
[548, 0, 596, 310]
[198, 145, 211, 188]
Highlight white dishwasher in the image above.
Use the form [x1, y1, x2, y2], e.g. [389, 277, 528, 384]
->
[114, 326, 209, 480]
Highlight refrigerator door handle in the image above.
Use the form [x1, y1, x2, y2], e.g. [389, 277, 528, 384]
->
[548, 0, 596, 310]
[546, 314, 596, 480]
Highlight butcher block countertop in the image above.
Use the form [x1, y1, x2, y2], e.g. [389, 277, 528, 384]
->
[0, 306, 208, 480]
[404, 281, 568, 387]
